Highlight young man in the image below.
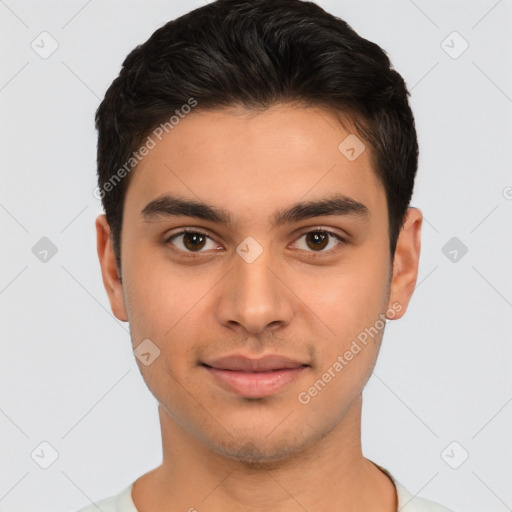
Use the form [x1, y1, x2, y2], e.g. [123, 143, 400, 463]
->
[81, 0, 455, 510]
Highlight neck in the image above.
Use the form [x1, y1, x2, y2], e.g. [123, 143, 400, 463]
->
[132, 396, 397, 512]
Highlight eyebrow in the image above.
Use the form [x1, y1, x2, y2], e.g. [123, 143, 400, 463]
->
[141, 193, 370, 229]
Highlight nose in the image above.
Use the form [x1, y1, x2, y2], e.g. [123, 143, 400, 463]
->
[215, 244, 294, 336]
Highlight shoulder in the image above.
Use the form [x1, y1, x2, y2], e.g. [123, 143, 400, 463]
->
[72, 483, 137, 512]
[372, 462, 456, 512]
[395, 479, 456, 512]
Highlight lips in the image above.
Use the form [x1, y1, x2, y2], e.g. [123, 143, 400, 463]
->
[201, 354, 309, 398]
[202, 354, 308, 372]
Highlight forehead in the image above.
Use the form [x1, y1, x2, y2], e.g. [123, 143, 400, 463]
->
[124, 104, 386, 226]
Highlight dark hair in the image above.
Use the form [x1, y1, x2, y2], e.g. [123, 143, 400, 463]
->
[95, 0, 418, 272]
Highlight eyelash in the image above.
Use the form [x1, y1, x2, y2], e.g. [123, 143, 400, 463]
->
[165, 227, 346, 257]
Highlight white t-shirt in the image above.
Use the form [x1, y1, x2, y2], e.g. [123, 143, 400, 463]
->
[74, 468, 455, 512]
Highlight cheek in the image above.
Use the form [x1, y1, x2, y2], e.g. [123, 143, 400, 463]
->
[296, 278, 388, 414]
[122, 248, 193, 329]
[123, 259, 199, 403]
[297, 248, 391, 391]
[299, 252, 390, 333]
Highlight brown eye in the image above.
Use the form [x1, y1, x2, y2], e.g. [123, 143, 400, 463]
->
[293, 229, 344, 254]
[167, 230, 218, 253]
[182, 232, 207, 251]
[305, 232, 329, 251]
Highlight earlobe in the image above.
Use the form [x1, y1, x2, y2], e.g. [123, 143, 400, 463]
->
[387, 207, 422, 320]
[95, 214, 129, 322]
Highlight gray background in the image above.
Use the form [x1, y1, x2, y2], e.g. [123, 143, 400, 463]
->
[1, 1, 511, 511]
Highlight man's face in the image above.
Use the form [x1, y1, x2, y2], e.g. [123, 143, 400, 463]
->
[98, 104, 417, 463]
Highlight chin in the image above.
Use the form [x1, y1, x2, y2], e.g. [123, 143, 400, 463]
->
[207, 429, 318, 468]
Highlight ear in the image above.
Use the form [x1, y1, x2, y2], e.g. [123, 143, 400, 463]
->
[95, 214, 128, 322]
[387, 207, 422, 320]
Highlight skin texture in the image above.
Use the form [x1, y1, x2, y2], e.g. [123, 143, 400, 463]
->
[96, 104, 422, 512]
